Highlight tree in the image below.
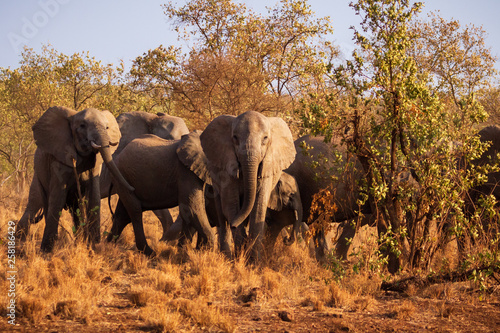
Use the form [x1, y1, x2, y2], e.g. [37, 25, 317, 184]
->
[410, 12, 496, 128]
[301, 0, 493, 273]
[0, 45, 125, 192]
[131, 0, 337, 124]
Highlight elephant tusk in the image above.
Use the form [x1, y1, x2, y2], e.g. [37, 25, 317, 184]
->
[294, 210, 299, 221]
[109, 141, 119, 147]
[91, 141, 101, 149]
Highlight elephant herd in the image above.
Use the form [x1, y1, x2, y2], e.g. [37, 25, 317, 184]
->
[16, 106, 500, 264]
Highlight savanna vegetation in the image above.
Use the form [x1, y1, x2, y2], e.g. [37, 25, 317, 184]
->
[2, 0, 500, 331]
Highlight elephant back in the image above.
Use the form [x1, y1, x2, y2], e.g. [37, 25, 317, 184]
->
[116, 111, 155, 155]
[287, 135, 365, 222]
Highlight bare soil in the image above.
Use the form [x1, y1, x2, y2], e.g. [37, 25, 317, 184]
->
[3, 283, 500, 332]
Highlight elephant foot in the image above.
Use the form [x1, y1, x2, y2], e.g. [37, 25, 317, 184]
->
[40, 240, 56, 253]
[141, 246, 156, 258]
[106, 233, 119, 243]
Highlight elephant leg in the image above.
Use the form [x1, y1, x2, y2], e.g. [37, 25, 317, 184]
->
[180, 223, 197, 248]
[248, 178, 273, 261]
[265, 214, 282, 248]
[313, 229, 329, 263]
[155, 209, 174, 241]
[162, 215, 185, 244]
[266, 209, 297, 247]
[41, 186, 68, 253]
[107, 199, 131, 242]
[17, 176, 45, 241]
[86, 173, 101, 245]
[232, 223, 248, 256]
[335, 220, 356, 260]
[121, 192, 154, 256]
[335, 213, 375, 260]
[214, 193, 233, 257]
[178, 173, 215, 249]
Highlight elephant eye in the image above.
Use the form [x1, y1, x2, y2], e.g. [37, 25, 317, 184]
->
[232, 135, 239, 145]
[79, 123, 86, 129]
[262, 136, 268, 145]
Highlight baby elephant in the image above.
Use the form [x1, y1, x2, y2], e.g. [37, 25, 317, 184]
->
[106, 131, 213, 256]
[164, 172, 304, 251]
[265, 172, 304, 247]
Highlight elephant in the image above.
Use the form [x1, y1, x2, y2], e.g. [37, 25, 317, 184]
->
[265, 172, 304, 247]
[17, 106, 134, 252]
[467, 125, 500, 209]
[285, 135, 374, 261]
[163, 172, 304, 250]
[115, 111, 190, 155]
[100, 110, 190, 239]
[199, 110, 296, 259]
[459, 125, 500, 253]
[105, 131, 214, 256]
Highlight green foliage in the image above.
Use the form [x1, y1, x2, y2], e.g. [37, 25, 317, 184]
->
[0, 45, 156, 187]
[131, 0, 337, 122]
[299, 0, 498, 272]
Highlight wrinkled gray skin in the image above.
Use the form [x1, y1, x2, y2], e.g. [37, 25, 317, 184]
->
[459, 125, 500, 253]
[115, 111, 190, 154]
[165, 172, 304, 250]
[286, 135, 373, 261]
[106, 131, 213, 256]
[200, 111, 296, 259]
[467, 125, 500, 209]
[17, 107, 133, 252]
[100, 111, 190, 239]
[265, 172, 304, 247]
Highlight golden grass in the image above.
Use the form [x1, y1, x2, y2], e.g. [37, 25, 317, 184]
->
[1, 186, 498, 331]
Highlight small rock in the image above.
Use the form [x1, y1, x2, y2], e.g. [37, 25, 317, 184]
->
[278, 310, 293, 322]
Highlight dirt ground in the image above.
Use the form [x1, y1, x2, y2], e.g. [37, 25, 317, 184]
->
[3, 283, 500, 332]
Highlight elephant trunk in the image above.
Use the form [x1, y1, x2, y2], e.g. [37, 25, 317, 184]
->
[98, 143, 135, 192]
[230, 156, 259, 228]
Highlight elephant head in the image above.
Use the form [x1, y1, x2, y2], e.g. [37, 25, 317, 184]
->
[267, 172, 303, 245]
[32, 106, 134, 192]
[268, 172, 303, 223]
[200, 111, 296, 229]
[115, 111, 189, 155]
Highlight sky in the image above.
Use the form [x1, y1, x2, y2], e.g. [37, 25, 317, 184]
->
[1, 0, 500, 70]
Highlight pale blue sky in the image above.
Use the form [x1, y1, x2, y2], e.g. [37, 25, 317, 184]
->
[1, 0, 500, 70]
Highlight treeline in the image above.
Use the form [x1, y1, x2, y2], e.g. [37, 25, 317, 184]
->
[1, 0, 499, 271]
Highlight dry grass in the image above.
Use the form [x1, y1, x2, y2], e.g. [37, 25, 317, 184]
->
[2, 187, 500, 332]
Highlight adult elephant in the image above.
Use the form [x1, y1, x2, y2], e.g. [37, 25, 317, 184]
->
[286, 135, 373, 261]
[467, 125, 500, 208]
[164, 172, 304, 250]
[115, 111, 189, 154]
[460, 125, 500, 253]
[200, 111, 296, 259]
[106, 131, 214, 256]
[17, 106, 134, 252]
[100, 110, 190, 239]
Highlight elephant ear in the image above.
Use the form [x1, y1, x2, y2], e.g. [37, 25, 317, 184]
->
[101, 110, 121, 154]
[262, 117, 296, 179]
[267, 177, 283, 211]
[177, 130, 212, 184]
[200, 115, 238, 178]
[32, 106, 78, 167]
